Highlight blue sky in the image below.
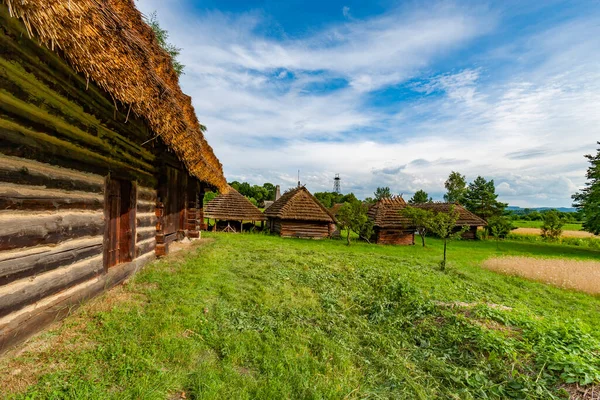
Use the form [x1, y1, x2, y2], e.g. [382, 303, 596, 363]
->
[136, 0, 600, 207]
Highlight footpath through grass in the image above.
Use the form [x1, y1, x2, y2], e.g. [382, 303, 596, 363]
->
[1, 234, 600, 399]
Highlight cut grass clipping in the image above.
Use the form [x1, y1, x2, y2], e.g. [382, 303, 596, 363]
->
[483, 256, 600, 295]
[1, 234, 600, 399]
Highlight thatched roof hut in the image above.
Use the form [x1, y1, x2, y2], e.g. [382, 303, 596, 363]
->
[204, 189, 265, 232]
[265, 187, 336, 238]
[367, 198, 487, 244]
[3, 0, 227, 191]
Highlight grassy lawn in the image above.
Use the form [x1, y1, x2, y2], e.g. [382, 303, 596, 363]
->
[2, 234, 600, 399]
[513, 220, 584, 231]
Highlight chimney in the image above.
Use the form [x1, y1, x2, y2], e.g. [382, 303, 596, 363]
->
[275, 185, 281, 200]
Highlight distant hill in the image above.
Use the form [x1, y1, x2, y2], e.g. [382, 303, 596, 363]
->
[507, 206, 577, 213]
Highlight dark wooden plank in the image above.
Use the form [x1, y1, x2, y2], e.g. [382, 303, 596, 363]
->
[0, 212, 104, 252]
[0, 255, 103, 318]
[0, 236, 103, 286]
[0, 183, 103, 211]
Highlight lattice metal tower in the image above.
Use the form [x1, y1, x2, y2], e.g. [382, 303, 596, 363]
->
[333, 174, 341, 193]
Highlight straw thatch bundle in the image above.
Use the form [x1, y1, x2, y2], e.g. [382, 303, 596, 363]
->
[3, 0, 227, 191]
[204, 189, 266, 221]
[265, 187, 335, 222]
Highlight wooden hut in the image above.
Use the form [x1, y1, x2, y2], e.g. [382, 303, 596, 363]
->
[0, 1, 227, 352]
[204, 189, 266, 232]
[416, 203, 487, 239]
[367, 196, 415, 245]
[265, 187, 336, 238]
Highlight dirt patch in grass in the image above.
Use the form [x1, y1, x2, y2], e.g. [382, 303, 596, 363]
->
[483, 256, 600, 295]
[562, 383, 600, 399]
[513, 228, 598, 238]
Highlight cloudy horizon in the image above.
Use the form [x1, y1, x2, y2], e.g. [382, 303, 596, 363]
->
[136, 0, 599, 207]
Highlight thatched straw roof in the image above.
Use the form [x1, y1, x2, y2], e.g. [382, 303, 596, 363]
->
[367, 196, 409, 228]
[416, 203, 487, 226]
[265, 187, 335, 223]
[204, 189, 265, 221]
[4, 0, 227, 191]
[368, 198, 487, 228]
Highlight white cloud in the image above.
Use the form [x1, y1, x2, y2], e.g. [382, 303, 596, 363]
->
[135, 0, 599, 207]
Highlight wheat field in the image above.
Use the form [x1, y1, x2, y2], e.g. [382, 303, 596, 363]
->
[483, 256, 600, 295]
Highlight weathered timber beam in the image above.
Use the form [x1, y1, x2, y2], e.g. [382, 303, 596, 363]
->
[0, 182, 104, 211]
[137, 187, 157, 202]
[136, 238, 155, 258]
[0, 236, 103, 286]
[136, 227, 155, 243]
[0, 118, 156, 187]
[0, 211, 104, 251]
[0, 252, 155, 354]
[136, 212, 157, 228]
[0, 254, 103, 318]
[0, 153, 104, 193]
[136, 200, 155, 213]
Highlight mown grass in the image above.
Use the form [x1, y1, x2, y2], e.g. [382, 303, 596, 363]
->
[513, 220, 584, 231]
[1, 234, 600, 399]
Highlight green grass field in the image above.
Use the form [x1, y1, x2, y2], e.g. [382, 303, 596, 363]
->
[512, 220, 584, 231]
[2, 234, 600, 399]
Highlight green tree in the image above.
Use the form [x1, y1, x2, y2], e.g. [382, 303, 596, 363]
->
[263, 183, 276, 201]
[541, 210, 564, 241]
[427, 206, 468, 270]
[463, 176, 507, 221]
[444, 171, 467, 203]
[408, 190, 432, 204]
[336, 201, 373, 245]
[144, 11, 185, 77]
[572, 143, 600, 235]
[401, 206, 434, 247]
[203, 191, 218, 206]
[486, 216, 514, 249]
[374, 187, 392, 201]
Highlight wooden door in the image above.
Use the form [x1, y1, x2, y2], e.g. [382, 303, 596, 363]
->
[105, 178, 136, 269]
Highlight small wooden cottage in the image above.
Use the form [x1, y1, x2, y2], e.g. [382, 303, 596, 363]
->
[204, 189, 266, 232]
[265, 187, 336, 238]
[367, 196, 415, 245]
[416, 203, 487, 239]
[0, 1, 227, 352]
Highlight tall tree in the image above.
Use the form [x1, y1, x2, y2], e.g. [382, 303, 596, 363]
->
[408, 190, 432, 204]
[572, 143, 600, 235]
[144, 12, 185, 77]
[444, 171, 467, 203]
[374, 187, 392, 201]
[463, 176, 506, 221]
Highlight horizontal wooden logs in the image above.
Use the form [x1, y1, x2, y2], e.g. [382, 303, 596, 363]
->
[0, 254, 103, 318]
[0, 153, 104, 193]
[136, 238, 155, 258]
[0, 236, 103, 286]
[0, 182, 104, 211]
[136, 212, 157, 228]
[136, 227, 155, 243]
[0, 251, 155, 354]
[137, 200, 155, 213]
[137, 187, 157, 202]
[0, 211, 104, 251]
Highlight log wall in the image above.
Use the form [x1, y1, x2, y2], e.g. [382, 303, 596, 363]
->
[269, 218, 331, 239]
[373, 228, 415, 245]
[0, 7, 206, 353]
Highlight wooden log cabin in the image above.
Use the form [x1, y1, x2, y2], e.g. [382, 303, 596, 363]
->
[204, 188, 266, 232]
[0, 0, 228, 353]
[367, 198, 487, 245]
[265, 187, 336, 238]
[367, 196, 416, 245]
